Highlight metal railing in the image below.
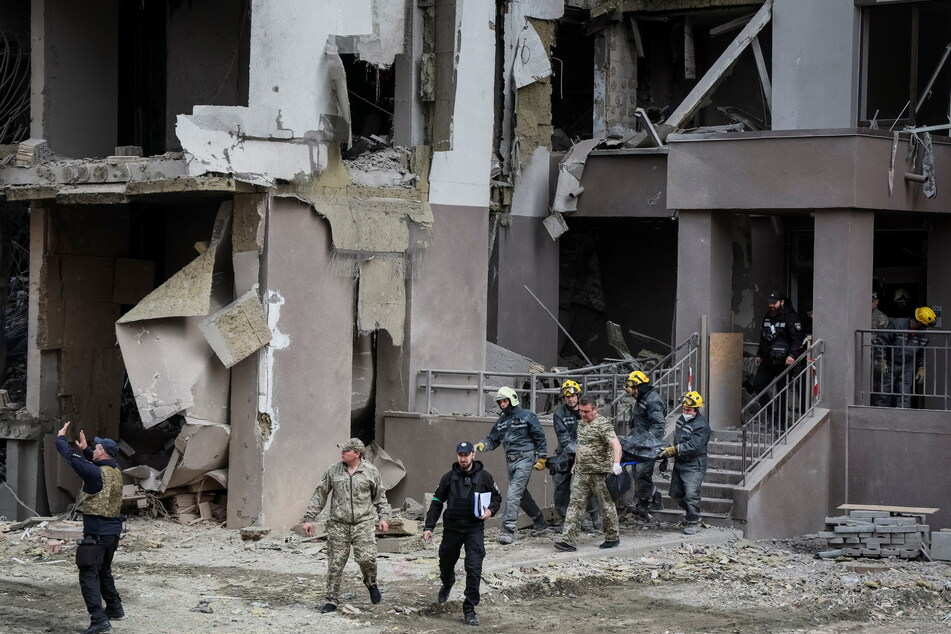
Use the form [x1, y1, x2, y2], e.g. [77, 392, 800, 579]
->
[418, 333, 701, 419]
[740, 339, 824, 484]
[855, 329, 951, 410]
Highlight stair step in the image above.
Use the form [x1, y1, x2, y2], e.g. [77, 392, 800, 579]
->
[649, 508, 737, 529]
[706, 454, 744, 470]
[707, 439, 744, 456]
[699, 469, 744, 485]
[651, 475, 738, 498]
[710, 429, 742, 442]
[655, 496, 734, 515]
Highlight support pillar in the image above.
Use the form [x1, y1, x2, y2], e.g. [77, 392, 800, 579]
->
[812, 209, 874, 509]
[925, 216, 951, 410]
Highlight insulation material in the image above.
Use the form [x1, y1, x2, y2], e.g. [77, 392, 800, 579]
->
[357, 257, 405, 346]
[200, 291, 273, 368]
[116, 274, 232, 428]
[542, 211, 568, 240]
[513, 22, 553, 88]
[117, 203, 232, 324]
[552, 138, 602, 213]
[159, 420, 231, 492]
[305, 194, 432, 253]
[363, 442, 406, 491]
[232, 195, 266, 254]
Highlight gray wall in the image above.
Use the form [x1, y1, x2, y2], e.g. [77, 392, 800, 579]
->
[739, 409, 832, 540]
[772, 0, 859, 129]
[848, 406, 951, 531]
[675, 210, 734, 346]
[667, 132, 951, 213]
[495, 215, 559, 367]
[31, 0, 118, 158]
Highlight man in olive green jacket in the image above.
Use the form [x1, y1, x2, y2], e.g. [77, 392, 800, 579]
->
[302, 438, 390, 614]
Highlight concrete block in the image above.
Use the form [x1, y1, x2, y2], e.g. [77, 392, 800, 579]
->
[861, 548, 881, 557]
[376, 536, 423, 554]
[827, 537, 845, 545]
[880, 548, 899, 557]
[834, 524, 875, 533]
[825, 516, 851, 525]
[844, 536, 861, 544]
[861, 537, 884, 548]
[200, 290, 272, 368]
[818, 531, 837, 539]
[898, 549, 920, 559]
[931, 531, 951, 561]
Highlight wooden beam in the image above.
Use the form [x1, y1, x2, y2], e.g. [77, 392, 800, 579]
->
[838, 503, 939, 514]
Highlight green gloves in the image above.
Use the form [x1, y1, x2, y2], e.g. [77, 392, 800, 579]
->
[659, 446, 677, 459]
[533, 457, 547, 471]
[916, 367, 926, 384]
[474, 442, 486, 452]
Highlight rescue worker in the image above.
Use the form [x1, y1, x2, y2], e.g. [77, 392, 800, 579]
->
[301, 438, 390, 614]
[626, 370, 667, 519]
[474, 386, 549, 544]
[553, 395, 622, 552]
[658, 391, 711, 535]
[873, 306, 936, 408]
[55, 421, 125, 634]
[551, 380, 600, 532]
[752, 290, 806, 417]
[422, 441, 502, 626]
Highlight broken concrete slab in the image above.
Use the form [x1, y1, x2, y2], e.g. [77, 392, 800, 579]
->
[175, 420, 230, 472]
[357, 257, 405, 345]
[200, 291, 272, 368]
[117, 202, 232, 323]
[513, 22, 553, 89]
[123, 465, 163, 491]
[552, 138, 602, 213]
[542, 212, 568, 240]
[364, 442, 406, 491]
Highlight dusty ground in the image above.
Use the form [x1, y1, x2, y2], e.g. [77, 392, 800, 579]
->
[1, 516, 949, 633]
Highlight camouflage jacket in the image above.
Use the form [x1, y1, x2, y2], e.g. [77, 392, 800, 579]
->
[303, 460, 390, 525]
[575, 415, 618, 474]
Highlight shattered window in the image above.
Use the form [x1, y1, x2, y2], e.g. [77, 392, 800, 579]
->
[860, 0, 951, 130]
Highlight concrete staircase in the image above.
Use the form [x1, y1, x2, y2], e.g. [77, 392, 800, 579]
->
[647, 429, 744, 529]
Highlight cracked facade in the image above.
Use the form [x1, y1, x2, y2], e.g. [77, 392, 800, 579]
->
[0, 0, 949, 536]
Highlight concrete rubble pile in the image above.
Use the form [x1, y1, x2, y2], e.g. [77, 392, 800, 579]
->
[818, 510, 931, 560]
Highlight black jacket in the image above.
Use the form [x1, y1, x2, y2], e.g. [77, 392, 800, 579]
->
[424, 461, 501, 533]
[55, 435, 124, 535]
[756, 304, 806, 365]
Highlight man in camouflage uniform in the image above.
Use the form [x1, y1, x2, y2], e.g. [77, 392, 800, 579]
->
[871, 291, 890, 398]
[554, 395, 622, 552]
[302, 438, 390, 614]
[56, 421, 125, 634]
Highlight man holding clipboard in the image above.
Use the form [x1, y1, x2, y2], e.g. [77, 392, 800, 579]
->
[423, 441, 502, 626]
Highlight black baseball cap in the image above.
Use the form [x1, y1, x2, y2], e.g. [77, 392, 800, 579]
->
[456, 441, 475, 454]
[94, 437, 120, 457]
[766, 290, 784, 303]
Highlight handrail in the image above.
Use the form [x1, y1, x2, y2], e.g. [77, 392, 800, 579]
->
[855, 328, 951, 409]
[739, 339, 825, 484]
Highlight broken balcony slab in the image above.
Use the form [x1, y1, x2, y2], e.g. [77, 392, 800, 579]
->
[357, 257, 406, 346]
[117, 202, 232, 324]
[200, 290, 272, 369]
[0, 156, 187, 187]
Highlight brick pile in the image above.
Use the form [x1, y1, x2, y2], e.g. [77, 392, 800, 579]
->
[818, 510, 930, 559]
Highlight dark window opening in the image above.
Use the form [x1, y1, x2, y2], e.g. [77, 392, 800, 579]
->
[117, 2, 168, 156]
[341, 54, 395, 155]
[860, 0, 951, 130]
[552, 12, 595, 146]
[0, 1, 31, 145]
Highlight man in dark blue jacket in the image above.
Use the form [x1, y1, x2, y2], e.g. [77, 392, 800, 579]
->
[56, 421, 125, 634]
[658, 391, 711, 535]
[626, 371, 667, 518]
[474, 387, 548, 544]
[423, 441, 502, 626]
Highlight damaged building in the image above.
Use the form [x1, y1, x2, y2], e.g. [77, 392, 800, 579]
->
[0, 0, 949, 539]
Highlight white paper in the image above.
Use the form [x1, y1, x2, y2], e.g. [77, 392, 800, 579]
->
[474, 492, 492, 518]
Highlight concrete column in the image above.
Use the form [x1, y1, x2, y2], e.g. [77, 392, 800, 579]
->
[675, 210, 734, 348]
[593, 22, 639, 138]
[772, 0, 859, 129]
[248, 198, 354, 530]
[812, 209, 874, 508]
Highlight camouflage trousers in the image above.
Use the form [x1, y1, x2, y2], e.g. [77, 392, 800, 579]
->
[562, 472, 619, 546]
[325, 519, 378, 604]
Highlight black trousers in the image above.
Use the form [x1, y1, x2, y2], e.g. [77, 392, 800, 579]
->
[77, 534, 121, 622]
[438, 528, 485, 611]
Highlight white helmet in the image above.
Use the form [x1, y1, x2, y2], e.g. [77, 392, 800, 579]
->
[493, 386, 520, 407]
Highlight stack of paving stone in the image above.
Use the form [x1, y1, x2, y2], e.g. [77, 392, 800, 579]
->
[818, 510, 930, 559]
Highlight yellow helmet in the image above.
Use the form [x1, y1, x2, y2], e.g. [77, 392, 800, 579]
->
[494, 386, 520, 407]
[681, 391, 703, 408]
[915, 306, 936, 326]
[560, 380, 582, 398]
[626, 370, 649, 390]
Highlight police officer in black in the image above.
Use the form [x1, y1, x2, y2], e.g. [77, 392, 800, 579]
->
[423, 441, 502, 626]
[752, 290, 806, 417]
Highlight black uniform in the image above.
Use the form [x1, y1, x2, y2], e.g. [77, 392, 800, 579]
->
[424, 461, 502, 612]
[752, 304, 806, 414]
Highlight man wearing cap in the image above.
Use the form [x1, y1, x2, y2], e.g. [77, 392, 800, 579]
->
[302, 438, 390, 614]
[56, 421, 125, 634]
[474, 386, 549, 544]
[752, 291, 806, 416]
[423, 441, 502, 626]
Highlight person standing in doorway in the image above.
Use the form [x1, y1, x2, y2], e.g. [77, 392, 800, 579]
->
[752, 290, 806, 418]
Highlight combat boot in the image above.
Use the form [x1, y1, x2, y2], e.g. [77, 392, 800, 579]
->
[497, 529, 514, 545]
[463, 609, 480, 626]
[82, 619, 111, 634]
